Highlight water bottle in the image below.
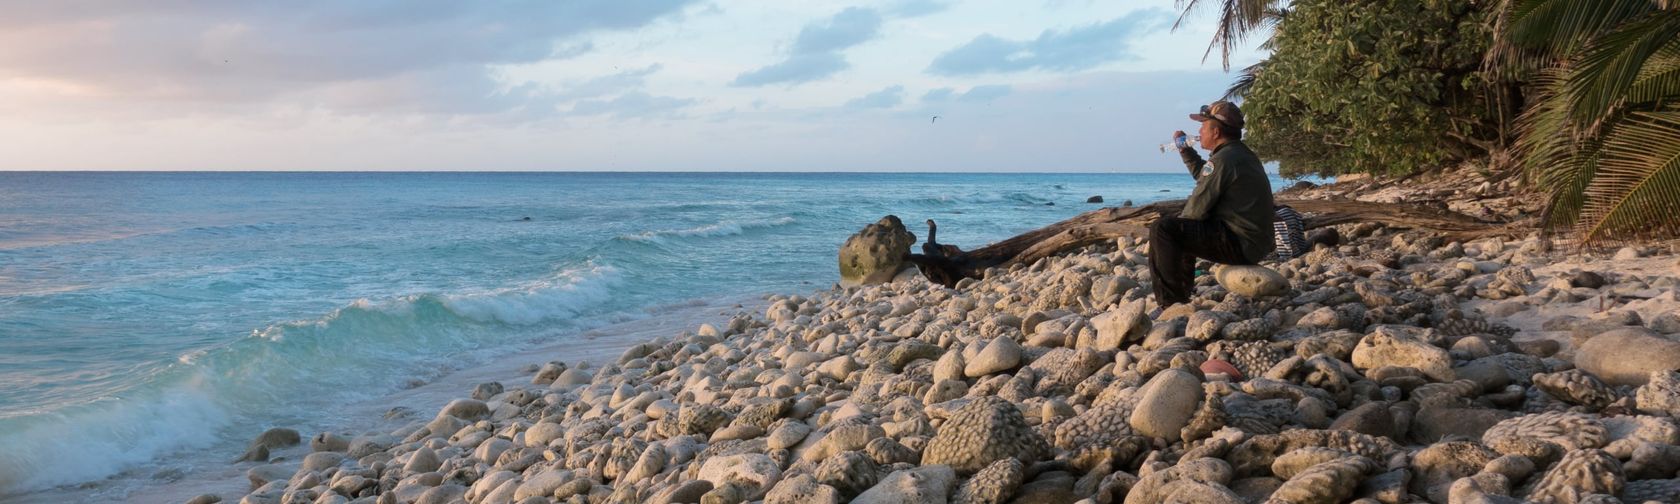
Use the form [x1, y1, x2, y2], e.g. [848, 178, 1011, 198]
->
[1159, 135, 1201, 153]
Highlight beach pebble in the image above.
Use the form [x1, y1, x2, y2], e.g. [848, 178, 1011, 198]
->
[1199, 359, 1243, 381]
[817, 356, 858, 381]
[1091, 299, 1151, 350]
[437, 398, 490, 421]
[1614, 246, 1644, 260]
[184, 494, 221, 504]
[1214, 265, 1287, 297]
[765, 474, 842, 504]
[804, 424, 885, 463]
[514, 469, 574, 501]
[1649, 312, 1680, 334]
[767, 421, 812, 450]
[1636, 371, 1680, 417]
[298, 451, 344, 472]
[678, 403, 731, 436]
[413, 484, 466, 504]
[1575, 328, 1680, 385]
[309, 432, 349, 453]
[933, 351, 965, 382]
[698, 453, 782, 500]
[964, 337, 1023, 377]
[403, 446, 439, 474]
[531, 362, 566, 385]
[646, 398, 679, 420]
[245, 464, 292, 491]
[1128, 369, 1203, 442]
[785, 351, 828, 370]
[235, 428, 299, 463]
[1351, 328, 1455, 382]
[471, 382, 504, 401]
[647, 480, 713, 504]
[710, 424, 764, 443]
[552, 368, 592, 388]
[813, 450, 879, 497]
[383, 406, 414, 420]
[851, 465, 957, 504]
[524, 421, 564, 447]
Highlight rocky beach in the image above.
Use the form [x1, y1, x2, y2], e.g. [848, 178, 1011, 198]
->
[200, 175, 1680, 504]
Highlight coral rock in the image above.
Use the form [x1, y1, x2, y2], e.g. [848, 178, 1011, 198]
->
[1482, 412, 1608, 463]
[1636, 370, 1680, 417]
[921, 397, 1050, 473]
[1267, 454, 1378, 504]
[1022, 348, 1105, 396]
[839, 216, 916, 288]
[812, 450, 878, 498]
[1410, 441, 1498, 503]
[1533, 369, 1619, 408]
[1525, 449, 1624, 504]
[953, 457, 1025, 504]
[1351, 327, 1454, 382]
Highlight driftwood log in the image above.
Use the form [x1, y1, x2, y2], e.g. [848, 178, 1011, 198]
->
[905, 197, 1523, 287]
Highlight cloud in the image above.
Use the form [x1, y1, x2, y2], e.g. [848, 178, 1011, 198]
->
[885, 0, 951, 18]
[731, 7, 882, 87]
[569, 91, 697, 119]
[922, 88, 956, 103]
[0, 0, 701, 115]
[921, 85, 1010, 104]
[730, 53, 849, 87]
[550, 64, 666, 101]
[927, 8, 1172, 76]
[845, 85, 904, 109]
[958, 85, 1012, 102]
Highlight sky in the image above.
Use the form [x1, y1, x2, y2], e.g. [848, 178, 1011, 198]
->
[0, 0, 1265, 172]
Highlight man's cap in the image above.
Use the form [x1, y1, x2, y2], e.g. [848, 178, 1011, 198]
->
[1189, 100, 1244, 129]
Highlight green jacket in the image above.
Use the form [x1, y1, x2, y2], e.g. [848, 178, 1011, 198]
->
[1179, 140, 1276, 262]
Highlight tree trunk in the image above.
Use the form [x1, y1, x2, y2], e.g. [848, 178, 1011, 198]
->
[904, 197, 1520, 287]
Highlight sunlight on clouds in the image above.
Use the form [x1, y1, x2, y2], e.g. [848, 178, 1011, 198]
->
[0, 0, 1267, 171]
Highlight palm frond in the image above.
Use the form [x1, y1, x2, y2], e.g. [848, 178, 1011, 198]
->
[1485, 0, 1655, 81]
[1505, 0, 1654, 57]
[1566, 11, 1680, 124]
[1622, 34, 1680, 104]
[1224, 61, 1265, 101]
[1578, 112, 1680, 244]
[1516, 70, 1604, 231]
[1175, 0, 1280, 70]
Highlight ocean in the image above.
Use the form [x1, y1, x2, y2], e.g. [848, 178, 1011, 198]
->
[0, 171, 1273, 500]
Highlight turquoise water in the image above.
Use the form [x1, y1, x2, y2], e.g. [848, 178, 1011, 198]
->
[0, 171, 1241, 496]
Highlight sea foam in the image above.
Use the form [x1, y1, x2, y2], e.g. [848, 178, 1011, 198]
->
[0, 265, 619, 497]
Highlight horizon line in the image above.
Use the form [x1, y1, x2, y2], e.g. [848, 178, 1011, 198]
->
[0, 169, 1290, 176]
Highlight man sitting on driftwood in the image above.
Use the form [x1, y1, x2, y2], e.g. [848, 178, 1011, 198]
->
[1151, 100, 1275, 309]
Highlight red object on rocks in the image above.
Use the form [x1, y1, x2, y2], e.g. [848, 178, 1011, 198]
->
[1200, 359, 1244, 381]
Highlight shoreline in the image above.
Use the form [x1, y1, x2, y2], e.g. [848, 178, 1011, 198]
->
[25, 174, 1680, 504]
[209, 211, 1680, 504]
[8, 294, 768, 504]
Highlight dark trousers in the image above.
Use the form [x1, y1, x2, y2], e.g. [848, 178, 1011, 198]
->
[1149, 217, 1253, 306]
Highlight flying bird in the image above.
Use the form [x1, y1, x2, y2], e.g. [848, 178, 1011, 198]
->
[930, 115, 940, 124]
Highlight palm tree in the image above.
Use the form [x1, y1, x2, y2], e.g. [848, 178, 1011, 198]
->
[1492, 0, 1680, 246]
